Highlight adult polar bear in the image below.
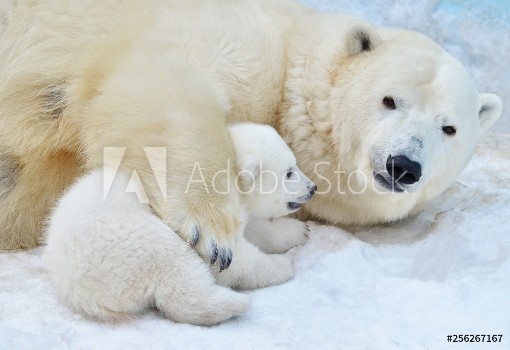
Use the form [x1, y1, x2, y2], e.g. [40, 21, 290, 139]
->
[0, 0, 502, 261]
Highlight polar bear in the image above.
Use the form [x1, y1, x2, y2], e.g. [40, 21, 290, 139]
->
[0, 0, 503, 261]
[44, 123, 315, 325]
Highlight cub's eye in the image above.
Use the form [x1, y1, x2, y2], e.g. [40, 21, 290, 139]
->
[286, 170, 293, 179]
[442, 126, 457, 136]
[382, 96, 396, 110]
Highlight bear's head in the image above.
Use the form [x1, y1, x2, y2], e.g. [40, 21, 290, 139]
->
[281, 17, 503, 225]
[228, 123, 317, 219]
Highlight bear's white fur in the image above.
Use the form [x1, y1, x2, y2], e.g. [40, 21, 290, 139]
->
[44, 124, 314, 325]
[0, 0, 503, 252]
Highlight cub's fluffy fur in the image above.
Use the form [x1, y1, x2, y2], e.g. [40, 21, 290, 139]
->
[44, 124, 312, 325]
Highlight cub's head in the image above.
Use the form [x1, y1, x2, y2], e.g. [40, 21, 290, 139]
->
[229, 123, 317, 219]
[283, 18, 503, 224]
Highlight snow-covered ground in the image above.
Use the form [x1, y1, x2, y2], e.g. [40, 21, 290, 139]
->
[1, 1, 510, 349]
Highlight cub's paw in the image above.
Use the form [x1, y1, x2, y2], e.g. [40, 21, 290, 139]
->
[263, 254, 295, 287]
[166, 208, 242, 271]
[244, 218, 309, 254]
[218, 252, 296, 290]
[239, 254, 295, 290]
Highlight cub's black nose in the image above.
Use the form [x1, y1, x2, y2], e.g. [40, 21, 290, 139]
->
[310, 185, 318, 196]
[386, 155, 422, 185]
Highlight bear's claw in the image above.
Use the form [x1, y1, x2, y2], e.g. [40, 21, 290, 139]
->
[170, 218, 235, 270]
[164, 206, 238, 271]
[190, 226, 200, 247]
[218, 247, 232, 272]
[210, 241, 219, 264]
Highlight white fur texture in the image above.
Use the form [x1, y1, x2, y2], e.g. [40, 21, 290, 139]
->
[44, 124, 311, 325]
[44, 169, 250, 325]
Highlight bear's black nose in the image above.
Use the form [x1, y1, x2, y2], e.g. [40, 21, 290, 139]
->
[310, 185, 317, 196]
[386, 155, 422, 185]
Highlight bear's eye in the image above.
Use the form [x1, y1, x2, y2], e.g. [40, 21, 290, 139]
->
[382, 96, 396, 110]
[286, 170, 293, 179]
[442, 126, 457, 136]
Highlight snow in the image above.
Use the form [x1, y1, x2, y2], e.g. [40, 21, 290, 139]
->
[1, 1, 510, 349]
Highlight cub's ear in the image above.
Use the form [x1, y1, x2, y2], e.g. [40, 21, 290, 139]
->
[479, 93, 503, 132]
[346, 22, 382, 56]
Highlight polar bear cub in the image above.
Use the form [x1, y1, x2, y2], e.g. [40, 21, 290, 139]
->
[44, 123, 315, 325]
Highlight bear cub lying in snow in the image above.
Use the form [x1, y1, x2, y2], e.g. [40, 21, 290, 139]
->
[44, 123, 316, 325]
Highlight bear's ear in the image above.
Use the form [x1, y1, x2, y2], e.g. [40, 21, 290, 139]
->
[479, 93, 503, 132]
[346, 22, 382, 56]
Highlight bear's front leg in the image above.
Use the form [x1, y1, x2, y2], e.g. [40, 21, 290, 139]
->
[78, 52, 242, 269]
